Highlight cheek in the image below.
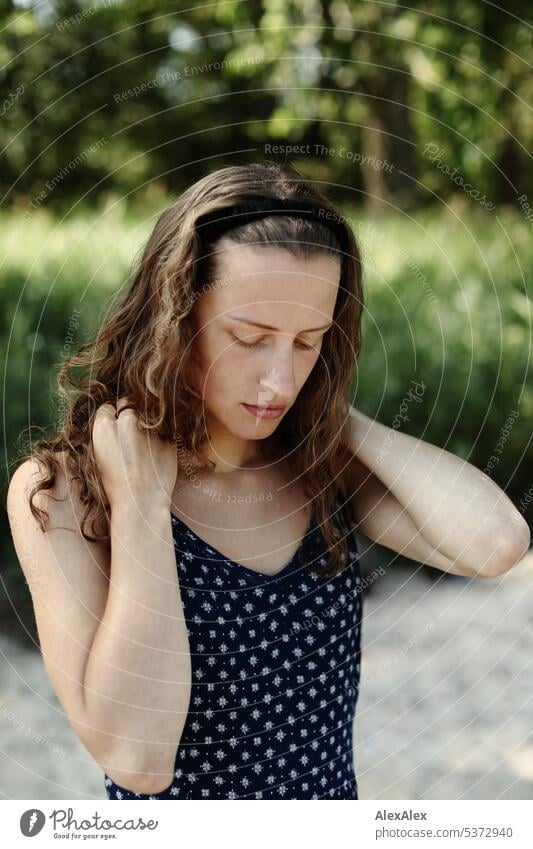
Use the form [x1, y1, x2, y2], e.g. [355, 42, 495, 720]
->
[298, 347, 322, 382]
[201, 339, 249, 399]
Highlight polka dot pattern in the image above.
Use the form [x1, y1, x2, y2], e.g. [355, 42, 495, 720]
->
[104, 492, 363, 799]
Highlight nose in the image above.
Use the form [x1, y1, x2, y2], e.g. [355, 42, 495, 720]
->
[258, 352, 297, 404]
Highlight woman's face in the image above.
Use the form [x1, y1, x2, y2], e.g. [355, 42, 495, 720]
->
[189, 241, 341, 441]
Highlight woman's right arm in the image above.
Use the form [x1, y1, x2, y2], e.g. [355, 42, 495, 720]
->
[7, 412, 191, 796]
[83, 495, 192, 796]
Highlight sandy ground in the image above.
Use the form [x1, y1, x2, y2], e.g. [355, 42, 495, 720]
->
[1, 549, 532, 800]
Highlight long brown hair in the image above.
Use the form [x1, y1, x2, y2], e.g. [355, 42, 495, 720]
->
[17, 161, 364, 577]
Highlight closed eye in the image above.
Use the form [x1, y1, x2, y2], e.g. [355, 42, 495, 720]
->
[233, 335, 316, 351]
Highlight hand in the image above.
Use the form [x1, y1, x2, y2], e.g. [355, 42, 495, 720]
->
[91, 397, 178, 510]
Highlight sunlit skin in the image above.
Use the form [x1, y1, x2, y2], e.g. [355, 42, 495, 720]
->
[188, 240, 341, 477]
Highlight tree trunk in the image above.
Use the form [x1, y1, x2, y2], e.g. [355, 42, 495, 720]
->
[361, 70, 418, 213]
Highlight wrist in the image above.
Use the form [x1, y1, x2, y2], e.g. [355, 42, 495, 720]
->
[110, 494, 170, 525]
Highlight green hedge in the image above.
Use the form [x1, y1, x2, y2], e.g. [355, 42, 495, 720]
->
[352, 204, 531, 516]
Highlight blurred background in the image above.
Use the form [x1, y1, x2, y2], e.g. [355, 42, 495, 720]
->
[1, 0, 532, 800]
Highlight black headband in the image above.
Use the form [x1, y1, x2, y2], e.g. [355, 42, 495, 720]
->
[195, 196, 351, 258]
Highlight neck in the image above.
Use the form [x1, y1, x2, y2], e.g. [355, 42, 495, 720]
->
[188, 431, 282, 477]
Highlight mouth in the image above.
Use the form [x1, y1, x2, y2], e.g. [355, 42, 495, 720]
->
[241, 403, 287, 420]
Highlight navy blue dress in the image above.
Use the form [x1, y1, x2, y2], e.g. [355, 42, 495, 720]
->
[104, 492, 363, 799]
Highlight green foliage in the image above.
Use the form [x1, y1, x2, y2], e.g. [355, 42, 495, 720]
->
[0, 1, 531, 209]
[1, 201, 152, 451]
[352, 205, 532, 508]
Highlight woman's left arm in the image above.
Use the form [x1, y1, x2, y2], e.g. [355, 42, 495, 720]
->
[341, 405, 531, 578]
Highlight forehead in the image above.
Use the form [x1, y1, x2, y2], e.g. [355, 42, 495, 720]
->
[197, 242, 341, 326]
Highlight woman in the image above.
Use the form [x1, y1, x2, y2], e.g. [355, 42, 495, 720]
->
[7, 162, 529, 800]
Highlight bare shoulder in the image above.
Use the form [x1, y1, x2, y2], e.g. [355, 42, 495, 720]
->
[7, 449, 110, 586]
[6, 450, 111, 749]
[8, 449, 86, 535]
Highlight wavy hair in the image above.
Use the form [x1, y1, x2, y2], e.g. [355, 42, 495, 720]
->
[19, 161, 364, 578]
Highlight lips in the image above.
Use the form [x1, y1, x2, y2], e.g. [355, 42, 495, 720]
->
[241, 403, 287, 419]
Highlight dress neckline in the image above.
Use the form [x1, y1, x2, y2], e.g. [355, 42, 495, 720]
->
[169, 509, 316, 580]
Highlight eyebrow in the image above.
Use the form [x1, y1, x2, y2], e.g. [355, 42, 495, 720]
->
[227, 315, 334, 333]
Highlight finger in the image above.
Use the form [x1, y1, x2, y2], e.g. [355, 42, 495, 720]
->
[94, 402, 118, 421]
[116, 407, 137, 421]
[115, 396, 137, 418]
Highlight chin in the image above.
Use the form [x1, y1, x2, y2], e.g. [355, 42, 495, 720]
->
[236, 421, 277, 439]
[214, 407, 280, 440]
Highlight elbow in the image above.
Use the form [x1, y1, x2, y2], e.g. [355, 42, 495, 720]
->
[479, 523, 531, 579]
[114, 769, 175, 797]
[97, 741, 177, 797]
[103, 755, 175, 796]
[128, 754, 175, 795]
